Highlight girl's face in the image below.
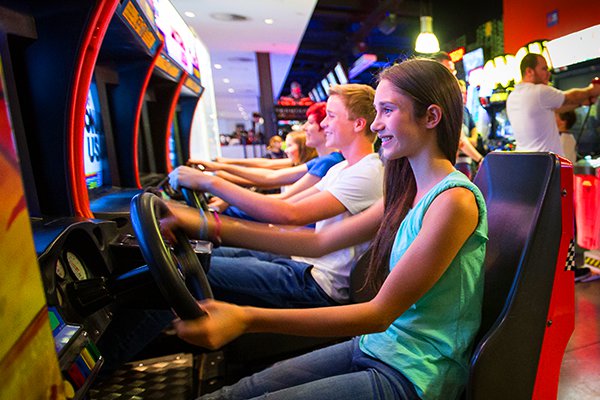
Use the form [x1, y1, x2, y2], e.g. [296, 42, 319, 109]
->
[285, 135, 300, 163]
[371, 79, 426, 161]
[303, 114, 326, 148]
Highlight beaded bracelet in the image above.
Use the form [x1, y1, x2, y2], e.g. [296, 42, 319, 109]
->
[198, 208, 209, 240]
[211, 211, 222, 247]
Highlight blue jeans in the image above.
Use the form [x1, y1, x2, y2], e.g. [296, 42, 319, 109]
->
[209, 247, 337, 308]
[222, 207, 316, 228]
[199, 337, 420, 400]
[223, 205, 258, 221]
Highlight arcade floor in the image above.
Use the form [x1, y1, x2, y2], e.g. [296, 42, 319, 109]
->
[558, 271, 600, 399]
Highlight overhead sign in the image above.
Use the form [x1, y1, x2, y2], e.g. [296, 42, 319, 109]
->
[349, 54, 377, 79]
[449, 47, 465, 63]
[546, 24, 600, 69]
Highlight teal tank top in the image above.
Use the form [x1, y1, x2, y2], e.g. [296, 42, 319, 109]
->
[359, 171, 488, 400]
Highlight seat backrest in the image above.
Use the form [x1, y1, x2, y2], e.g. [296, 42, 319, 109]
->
[467, 152, 575, 399]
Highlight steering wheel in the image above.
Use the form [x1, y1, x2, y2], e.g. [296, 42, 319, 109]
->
[130, 192, 213, 320]
[181, 164, 212, 211]
[181, 187, 210, 211]
[160, 179, 183, 201]
[148, 174, 210, 212]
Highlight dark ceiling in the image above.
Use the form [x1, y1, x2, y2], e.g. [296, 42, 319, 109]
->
[280, 0, 503, 97]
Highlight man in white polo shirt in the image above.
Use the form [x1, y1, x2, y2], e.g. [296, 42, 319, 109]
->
[506, 53, 600, 155]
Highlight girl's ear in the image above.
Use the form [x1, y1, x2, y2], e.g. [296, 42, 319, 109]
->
[424, 104, 442, 129]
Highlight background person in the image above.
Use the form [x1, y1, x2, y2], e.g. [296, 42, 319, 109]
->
[283, 130, 318, 166]
[506, 53, 600, 156]
[456, 80, 484, 179]
[433, 53, 483, 179]
[555, 110, 577, 165]
[264, 135, 286, 159]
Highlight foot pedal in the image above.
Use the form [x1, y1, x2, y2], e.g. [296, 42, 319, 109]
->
[89, 353, 194, 399]
[196, 351, 226, 396]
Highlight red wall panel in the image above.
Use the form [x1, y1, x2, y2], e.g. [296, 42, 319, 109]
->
[504, 0, 600, 53]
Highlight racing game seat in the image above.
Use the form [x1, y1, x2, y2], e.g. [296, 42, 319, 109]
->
[466, 152, 575, 399]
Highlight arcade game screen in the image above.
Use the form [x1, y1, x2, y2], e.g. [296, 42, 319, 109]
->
[573, 100, 600, 156]
[316, 82, 327, 101]
[334, 62, 348, 85]
[327, 71, 338, 86]
[153, 0, 197, 75]
[491, 108, 513, 138]
[83, 81, 108, 190]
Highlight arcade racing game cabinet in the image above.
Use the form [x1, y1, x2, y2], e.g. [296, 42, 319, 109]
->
[0, 1, 212, 398]
[84, 0, 205, 236]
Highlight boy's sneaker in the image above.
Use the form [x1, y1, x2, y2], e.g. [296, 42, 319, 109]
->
[574, 267, 592, 282]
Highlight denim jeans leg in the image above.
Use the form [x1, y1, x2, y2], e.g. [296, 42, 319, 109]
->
[200, 338, 417, 400]
[200, 340, 355, 400]
[207, 251, 334, 308]
[211, 246, 286, 261]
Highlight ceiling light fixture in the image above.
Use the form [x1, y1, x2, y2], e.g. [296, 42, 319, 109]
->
[184, 11, 195, 18]
[223, 78, 230, 83]
[415, 16, 440, 54]
[214, 63, 222, 69]
[415, 1, 439, 54]
[228, 88, 235, 93]
[264, 18, 274, 25]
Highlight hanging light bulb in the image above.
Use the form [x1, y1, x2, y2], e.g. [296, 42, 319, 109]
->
[415, 16, 440, 54]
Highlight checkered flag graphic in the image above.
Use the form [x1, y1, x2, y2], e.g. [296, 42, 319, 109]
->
[565, 239, 576, 271]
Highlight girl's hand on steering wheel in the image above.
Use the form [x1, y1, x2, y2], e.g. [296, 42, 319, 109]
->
[173, 299, 248, 350]
[168, 166, 211, 192]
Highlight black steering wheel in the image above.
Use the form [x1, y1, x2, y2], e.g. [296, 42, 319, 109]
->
[181, 187, 210, 211]
[146, 175, 210, 211]
[180, 164, 212, 211]
[130, 192, 213, 320]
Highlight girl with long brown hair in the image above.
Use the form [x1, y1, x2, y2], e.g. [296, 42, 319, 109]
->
[165, 58, 488, 400]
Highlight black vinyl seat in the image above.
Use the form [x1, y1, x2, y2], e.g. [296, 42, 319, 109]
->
[466, 152, 575, 399]
[199, 152, 576, 398]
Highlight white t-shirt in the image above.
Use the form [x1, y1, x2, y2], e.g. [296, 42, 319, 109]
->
[293, 153, 384, 303]
[506, 82, 565, 155]
[560, 132, 577, 164]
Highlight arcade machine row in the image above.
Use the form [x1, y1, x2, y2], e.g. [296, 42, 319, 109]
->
[473, 59, 516, 153]
[81, 0, 205, 231]
[134, 0, 204, 188]
[0, 1, 209, 399]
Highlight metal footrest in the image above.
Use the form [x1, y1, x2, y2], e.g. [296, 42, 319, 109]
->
[89, 353, 195, 399]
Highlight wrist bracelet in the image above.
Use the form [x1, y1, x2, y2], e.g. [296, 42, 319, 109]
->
[211, 211, 222, 247]
[198, 208, 209, 240]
